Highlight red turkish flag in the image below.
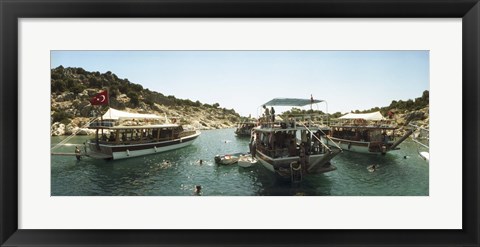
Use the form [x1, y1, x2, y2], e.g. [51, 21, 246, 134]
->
[90, 90, 109, 105]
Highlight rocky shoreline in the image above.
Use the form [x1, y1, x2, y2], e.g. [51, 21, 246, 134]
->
[393, 106, 429, 136]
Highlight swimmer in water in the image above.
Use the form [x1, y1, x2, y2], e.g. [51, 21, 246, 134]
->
[368, 164, 378, 172]
[194, 185, 202, 195]
[75, 146, 81, 161]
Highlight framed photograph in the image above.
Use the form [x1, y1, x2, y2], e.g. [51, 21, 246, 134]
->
[1, 0, 479, 246]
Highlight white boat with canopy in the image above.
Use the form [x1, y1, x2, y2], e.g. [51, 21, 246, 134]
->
[326, 111, 414, 154]
[251, 98, 342, 182]
[85, 108, 201, 160]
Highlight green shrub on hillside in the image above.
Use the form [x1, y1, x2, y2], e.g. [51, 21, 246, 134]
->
[127, 92, 140, 107]
[52, 111, 72, 124]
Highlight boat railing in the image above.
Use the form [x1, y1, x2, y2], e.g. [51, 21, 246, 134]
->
[94, 135, 177, 145]
[259, 117, 328, 130]
[179, 130, 198, 138]
[258, 140, 332, 157]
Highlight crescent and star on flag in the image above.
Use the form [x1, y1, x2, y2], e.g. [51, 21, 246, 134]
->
[90, 90, 109, 106]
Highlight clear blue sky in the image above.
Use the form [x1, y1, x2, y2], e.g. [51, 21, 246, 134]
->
[51, 51, 429, 117]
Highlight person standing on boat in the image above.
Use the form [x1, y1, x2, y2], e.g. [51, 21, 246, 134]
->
[249, 134, 257, 157]
[75, 146, 81, 161]
[263, 105, 270, 125]
[271, 106, 275, 122]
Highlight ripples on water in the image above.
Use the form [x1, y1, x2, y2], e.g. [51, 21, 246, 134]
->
[51, 128, 428, 196]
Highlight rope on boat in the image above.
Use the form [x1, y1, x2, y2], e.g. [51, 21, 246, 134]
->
[300, 123, 341, 152]
[412, 138, 429, 149]
[51, 116, 98, 151]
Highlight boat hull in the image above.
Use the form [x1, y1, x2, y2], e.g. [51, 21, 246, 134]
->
[324, 137, 392, 154]
[255, 149, 338, 176]
[87, 132, 200, 160]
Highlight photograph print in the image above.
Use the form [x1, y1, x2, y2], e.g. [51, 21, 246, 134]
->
[50, 50, 429, 196]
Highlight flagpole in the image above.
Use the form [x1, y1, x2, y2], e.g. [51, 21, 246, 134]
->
[107, 88, 111, 120]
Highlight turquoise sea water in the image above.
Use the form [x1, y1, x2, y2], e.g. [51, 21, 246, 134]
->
[51, 128, 429, 196]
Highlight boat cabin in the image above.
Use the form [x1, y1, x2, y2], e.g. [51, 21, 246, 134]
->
[253, 126, 329, 159]
[89, 124, 188, 146]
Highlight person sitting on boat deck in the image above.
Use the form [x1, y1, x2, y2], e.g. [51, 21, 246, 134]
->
[382, 131, 388, 143]
[121, 133, 127, 142]
[108, 133, 115, 142]
[75, 146, 81, 161]
[101, 133, 107, 141]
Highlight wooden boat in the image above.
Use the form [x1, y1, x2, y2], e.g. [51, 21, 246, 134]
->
[85, 108, 200, 160]
[237, 154, 258, 167]
[325, 111, 414, 155]
[234, 121, 257, 137]
[251, 98, 342, 182]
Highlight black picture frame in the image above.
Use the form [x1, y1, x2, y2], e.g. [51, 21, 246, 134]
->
[1, 0, 479, 246]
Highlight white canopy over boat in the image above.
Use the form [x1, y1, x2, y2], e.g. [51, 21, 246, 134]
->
[262, 98, 324, 107]
[102, 108, 162, 120]
[339, 111, 386, 121]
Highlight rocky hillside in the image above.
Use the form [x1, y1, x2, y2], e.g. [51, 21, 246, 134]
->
[390, 106, 429, 136]
[51, 66, 242, 136]
[359, 90, 430, 135]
